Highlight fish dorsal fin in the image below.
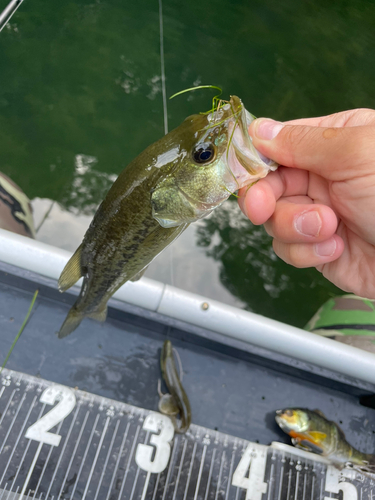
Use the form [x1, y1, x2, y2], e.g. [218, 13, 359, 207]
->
[307, 431, 327, 441]
[313, 409, 327, 419]
[58, 245, 83, 292]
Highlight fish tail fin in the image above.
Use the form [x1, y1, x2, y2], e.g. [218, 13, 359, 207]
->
[58, 245, 83, 292]
[57, 306, 85, 339]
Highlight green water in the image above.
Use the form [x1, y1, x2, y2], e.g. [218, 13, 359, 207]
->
[1, 0, 375, 327]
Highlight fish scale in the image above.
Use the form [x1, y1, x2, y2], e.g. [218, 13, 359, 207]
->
[0, 369, 373, 499]
[57, 96, 277, 337]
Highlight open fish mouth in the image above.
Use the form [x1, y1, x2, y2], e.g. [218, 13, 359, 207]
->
[275, 414, 292, 432]
[225, 102, 277, 190]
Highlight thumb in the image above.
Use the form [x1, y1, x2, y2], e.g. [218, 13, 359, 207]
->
[249, 118, 375, 180]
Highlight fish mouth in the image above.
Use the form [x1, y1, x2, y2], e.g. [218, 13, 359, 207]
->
[225, 100, 277, 190]
[275, 415, 291, 432]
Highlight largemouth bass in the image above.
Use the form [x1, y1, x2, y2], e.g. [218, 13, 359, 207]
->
[275, 408, 375, 470]
[158, 339, 191, 433]
[58, 96, 277, 337]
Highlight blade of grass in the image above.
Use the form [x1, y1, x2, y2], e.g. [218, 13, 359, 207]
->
[169, 85, 222, 100]
[0, 289, 39, 374]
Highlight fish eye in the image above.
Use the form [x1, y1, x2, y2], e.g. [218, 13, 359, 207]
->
[192, 143, 216, 164]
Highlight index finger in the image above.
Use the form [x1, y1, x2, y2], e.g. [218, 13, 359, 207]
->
[284, 108, 375, 127]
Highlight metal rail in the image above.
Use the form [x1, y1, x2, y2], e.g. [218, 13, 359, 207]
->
[0, 0, 24, 32]
[1, 228, 375, 385]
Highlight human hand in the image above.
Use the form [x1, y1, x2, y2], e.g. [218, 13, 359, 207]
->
[237, 109, 375, 299]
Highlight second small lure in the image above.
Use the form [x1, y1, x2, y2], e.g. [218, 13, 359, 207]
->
[159, 340, 191, 433]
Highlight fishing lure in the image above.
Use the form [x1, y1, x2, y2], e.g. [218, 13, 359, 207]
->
[158, 340, 191, 433]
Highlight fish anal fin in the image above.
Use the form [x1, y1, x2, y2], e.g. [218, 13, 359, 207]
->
[57, 303, 107, 339]
[57, 307, 84, 338]
[88, 306, 107, 322]
[58, 245, 83, 292]
[293, 439, 311, 451]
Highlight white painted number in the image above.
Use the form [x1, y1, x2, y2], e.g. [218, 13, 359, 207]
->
[135, 412, 175, 473]
[25, 385, 76, 447]
[324, 465, 358, 500]
[232, 443, 268, 500]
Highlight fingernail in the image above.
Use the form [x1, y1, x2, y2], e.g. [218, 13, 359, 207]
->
[315, 238, 336, 257]
[295, 211, 322, 237]
[254, 119, 284, 140]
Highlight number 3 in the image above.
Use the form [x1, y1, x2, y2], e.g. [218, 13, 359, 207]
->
[135, 412, 175, 473]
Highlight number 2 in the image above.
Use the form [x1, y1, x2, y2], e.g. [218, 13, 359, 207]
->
[25, 385, 76, 447]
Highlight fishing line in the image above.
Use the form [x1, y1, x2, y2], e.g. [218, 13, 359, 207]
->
[158, 0, 175, 291]
[158, 0, 168, 136]
[35, 200, 55, 233]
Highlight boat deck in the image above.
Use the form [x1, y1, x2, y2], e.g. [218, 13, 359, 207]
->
[1, 260, 374, 448]
[1, 260, 375, 498]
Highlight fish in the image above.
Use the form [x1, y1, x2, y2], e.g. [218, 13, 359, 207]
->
[57, 95, 278, 337]
[158, 339, 191, 433]
[275, 408, 375, 470]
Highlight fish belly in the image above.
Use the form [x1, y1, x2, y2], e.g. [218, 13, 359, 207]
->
[58, 218, 187, 338]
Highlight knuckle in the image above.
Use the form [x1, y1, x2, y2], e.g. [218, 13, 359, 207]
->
[278, 126, 319, 168]
[273, 239, 308, 268]
[336, 128, 375, 173]
[263, 220, 274, 238]
[355, 130, 375, 161]
[288, 246, 308, 268]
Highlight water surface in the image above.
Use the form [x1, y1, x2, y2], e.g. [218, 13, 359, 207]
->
[1, 0, 375, 327]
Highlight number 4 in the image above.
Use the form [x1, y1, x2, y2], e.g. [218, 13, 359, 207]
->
[232, 443, 268, 500]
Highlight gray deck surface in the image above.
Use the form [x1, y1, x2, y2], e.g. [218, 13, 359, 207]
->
[0, 261, 374, 454]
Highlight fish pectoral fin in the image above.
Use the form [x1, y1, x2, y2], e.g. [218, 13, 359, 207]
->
[151, 178, 202, 228]
[58, 244, 83, 292]
[307, 431, 327, 441]
[130, 266, 149, 282]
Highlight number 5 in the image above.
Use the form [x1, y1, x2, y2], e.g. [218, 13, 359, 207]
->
[324, 465, 358, 500]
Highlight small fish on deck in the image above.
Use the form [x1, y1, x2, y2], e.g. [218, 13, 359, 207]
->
[158, 339, 191, 433]
[275, 407, 375, 471]
[57, 95, 277, 337]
